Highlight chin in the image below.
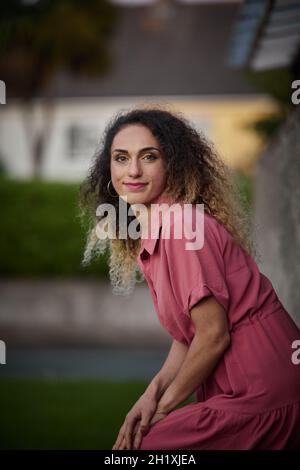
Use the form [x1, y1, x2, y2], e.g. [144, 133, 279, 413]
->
[122, 194, 146, 205]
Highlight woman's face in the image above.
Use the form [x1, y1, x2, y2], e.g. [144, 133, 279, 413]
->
[110, 124, 168, 207]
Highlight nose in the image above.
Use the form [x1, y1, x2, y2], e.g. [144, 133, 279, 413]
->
[128, 157, 142, 177]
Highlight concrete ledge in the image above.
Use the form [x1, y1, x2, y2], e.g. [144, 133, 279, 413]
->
[0, 278, 171, 349]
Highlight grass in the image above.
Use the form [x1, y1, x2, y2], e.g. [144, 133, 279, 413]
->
[0, 378, 195, 450]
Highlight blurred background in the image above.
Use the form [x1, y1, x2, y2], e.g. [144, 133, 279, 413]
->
[0, 0, 299, 449]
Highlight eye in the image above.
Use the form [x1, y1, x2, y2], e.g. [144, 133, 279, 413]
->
[114, 155, 127, 162]
[143, 154, 157, 161]
[114, 154, 158, 162]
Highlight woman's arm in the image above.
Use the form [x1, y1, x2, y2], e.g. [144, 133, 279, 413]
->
[112, 338, 189, 451]
[155, 296, 231, 414]
[142, 338, 189, 402]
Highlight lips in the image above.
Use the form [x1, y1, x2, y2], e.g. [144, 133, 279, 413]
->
[124, 182, 147, 189]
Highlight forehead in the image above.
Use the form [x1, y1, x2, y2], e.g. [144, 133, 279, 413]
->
[111, 124, 159, 150]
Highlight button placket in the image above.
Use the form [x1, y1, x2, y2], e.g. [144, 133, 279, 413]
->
[144, 263, 165, 326]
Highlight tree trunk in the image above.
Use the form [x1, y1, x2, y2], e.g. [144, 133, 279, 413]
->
[21, 99, 55, 179]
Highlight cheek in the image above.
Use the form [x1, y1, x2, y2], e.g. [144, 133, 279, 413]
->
[111, 163, 124, 181]
[148, 162, 167, 182]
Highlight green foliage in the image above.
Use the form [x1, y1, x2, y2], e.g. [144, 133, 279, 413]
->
[242, 67, 293, 141]
[0, 0, 118, 97]
[244, 113, 286, 141]
[244, 67, 294, 107]
[0, 378, 195, 449]
[0, 158, 8, 177]
[0, 177, 108, 277]
[0, 175, 253, 277]
[232, 170, 253, 212]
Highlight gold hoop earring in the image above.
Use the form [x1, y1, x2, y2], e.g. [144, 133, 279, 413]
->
[107, 179, 119, 198]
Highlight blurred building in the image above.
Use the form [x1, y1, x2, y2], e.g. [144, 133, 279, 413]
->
[0, 0, 278, 181]
[228, 0, 300, 326]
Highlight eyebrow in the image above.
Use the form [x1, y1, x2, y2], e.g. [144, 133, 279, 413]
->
[112, 147, 160, 154]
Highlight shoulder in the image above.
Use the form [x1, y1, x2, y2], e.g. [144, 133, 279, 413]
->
[158, 205, 230, 311]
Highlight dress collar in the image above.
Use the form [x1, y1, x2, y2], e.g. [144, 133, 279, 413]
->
[138, 191, 175, 257]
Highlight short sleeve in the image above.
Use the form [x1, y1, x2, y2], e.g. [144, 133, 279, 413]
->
[162, 208, 230, 319]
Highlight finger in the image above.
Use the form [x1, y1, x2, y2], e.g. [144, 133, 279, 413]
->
[114, 435, 125, 451]
[124, 420, 140, 450]
[112, 436, 120, 450]
[133, 416, 150, 449]
[132, 421, 143, 450]
[120, 435, 127, 450]
[133, 423, 151, 450]
[112, 424, 126, 450]
[133, 428, 143, 450]
[138, 417, 150, 436]
[125, 417, 139, 450]
[133, 420, 141, 435]
[112, 433, 123, 450]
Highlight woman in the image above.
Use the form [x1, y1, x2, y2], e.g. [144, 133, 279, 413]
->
[79, 107, 300, 450]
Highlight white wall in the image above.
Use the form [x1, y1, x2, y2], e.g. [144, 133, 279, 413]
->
[0, 95, 212, 182]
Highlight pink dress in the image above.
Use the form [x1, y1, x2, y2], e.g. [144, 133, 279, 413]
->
[136, 196, 300, 450]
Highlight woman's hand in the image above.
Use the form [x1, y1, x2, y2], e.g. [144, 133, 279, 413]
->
[132, 411, 168, 450]
[112, 392, 158, 450]
[113, 420, 141, 450]
[114, 412, 168, 450]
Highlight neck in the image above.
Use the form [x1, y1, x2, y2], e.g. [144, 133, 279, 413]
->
[132, 191, 174, 234]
